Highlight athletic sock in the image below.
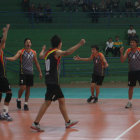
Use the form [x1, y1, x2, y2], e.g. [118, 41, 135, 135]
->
[24, 102, 28, 105]
[129, 100, 132, 103]
[3, 105, 8, 114]
[17, 98, 21, 101]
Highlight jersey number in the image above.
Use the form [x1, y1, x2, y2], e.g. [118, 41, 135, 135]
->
[45, 59, 50, 71]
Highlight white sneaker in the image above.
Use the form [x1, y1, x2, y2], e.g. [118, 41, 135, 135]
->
[125, 102, 132, 108]
[0, 113, 13, 121]
[65, 120, 79, 128]
[31, 123, 44, 132]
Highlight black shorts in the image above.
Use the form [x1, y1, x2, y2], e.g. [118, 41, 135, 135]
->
[19, 74, 33, 86]
[0, 77, 11, 93]
[128, 71, 140, 86]
[91, 74, 104, 85]
[45, 84, 64, 101]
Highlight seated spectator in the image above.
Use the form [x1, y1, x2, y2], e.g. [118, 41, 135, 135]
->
[105, 38, 114, 57]
[105, 0, 113, 17]
[125, 0, 134, 17]
[135, 0, 140, 17]
[113, 36, 123, 57]
[112, 0, 120, 17]
[44, 4, 53, 23]
[99, 0, 107, 17]
[91, 3, 99, 23]
[22, 0, 30, 12]
[127, 25, 139, 45]
[29, 3, 37, 22]
[61, 0, 68, 12]
[36, 3, 44, 22]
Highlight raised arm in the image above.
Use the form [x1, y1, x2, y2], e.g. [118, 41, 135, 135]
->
[34, 52, 43, 79]
[55, 39, 85, 57]
[120, 47, 128, 63]
[6, 50, 21, 61]
[39, 45, 46, 59]
[0, 24, 10, 49]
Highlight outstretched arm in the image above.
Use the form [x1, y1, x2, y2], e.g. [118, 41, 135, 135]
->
[39, 45, 46, 59]
[0, 24, 10, 49]
[73, 54, 93, 61]
[34, 52, 43, 79]
[120, 47, 128, 63]
[6, 50, 21, 61]
[55, 39, 85, 57]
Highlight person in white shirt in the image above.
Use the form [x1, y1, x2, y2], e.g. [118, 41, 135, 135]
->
[105, 38, 114, 56]
[127, 25, 138, 45]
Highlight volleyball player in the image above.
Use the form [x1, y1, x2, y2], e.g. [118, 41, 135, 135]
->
[6, 38, 42, 111]
[0, 24, 13, 121]
[74, 45, 108, 103]
[31, 35, 85, 131]
[120, 39, 140, 108]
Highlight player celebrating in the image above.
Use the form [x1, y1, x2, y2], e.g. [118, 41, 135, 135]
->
[31, 35, 85, 132]
[74, 45, 108, 103]
[6, 38, 42, 111]
[120, 39, 140, 108]
[0, 24, 13, 121]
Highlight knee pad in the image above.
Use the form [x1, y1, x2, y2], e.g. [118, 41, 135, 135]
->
[5, 93, 12, 103]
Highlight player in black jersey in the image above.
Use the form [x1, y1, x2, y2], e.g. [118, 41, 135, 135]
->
[74, 45, 108, 103]
[0, 24, 13, 121]
[31, 35, 85, 132]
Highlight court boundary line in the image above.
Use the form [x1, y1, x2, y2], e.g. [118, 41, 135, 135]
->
[114, 120, 140, 140]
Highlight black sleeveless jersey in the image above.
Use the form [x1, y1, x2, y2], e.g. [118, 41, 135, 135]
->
[44, 48, 61, 84]
[0, 50, 6, 77]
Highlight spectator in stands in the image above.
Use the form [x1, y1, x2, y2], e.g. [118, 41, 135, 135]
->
[127, 25, 139, 45]
[61, 0, 68, 12]
[113, 36, 123, 57]
[22, 0, 30, 12]
[112, 0, 120, 17]
[124, 0, 134, 17]
[120, 39, 140, 109]
[74, 45, 108, 104]
[29, 3, 37, 23]
[105, 38, 114, 57]
[99, 0, 107, 17]
[36, 3, 44, 22]
[44, 4, 53, 23]
[91, 3, 99, 23]
[83, 0, 93, 12]
[135, 0, 140, 17]
[106, 0, 113, 17]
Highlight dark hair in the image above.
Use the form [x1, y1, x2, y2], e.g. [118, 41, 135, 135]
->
[130, 38, 139, 44]
[91, 45, 99, 51]
[24, 38, 31, 44]
[130, 25, 134, 28]
[51, 35, 61, 48]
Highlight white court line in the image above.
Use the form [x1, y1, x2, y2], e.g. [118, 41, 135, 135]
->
[114, 120, 140, 140]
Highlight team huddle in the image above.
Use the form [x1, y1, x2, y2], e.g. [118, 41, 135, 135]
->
[0, 24, 140, 132]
